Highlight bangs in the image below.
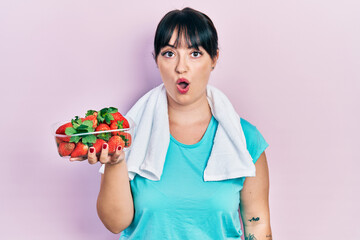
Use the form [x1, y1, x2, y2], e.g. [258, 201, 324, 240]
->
[154, 8, 218, 60]
[160, 21, 203, 50]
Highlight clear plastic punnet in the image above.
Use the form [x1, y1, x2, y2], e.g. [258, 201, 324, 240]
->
[52, 117, 135, 159]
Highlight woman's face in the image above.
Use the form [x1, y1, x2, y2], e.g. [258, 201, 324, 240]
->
[156, 31, 218, 107]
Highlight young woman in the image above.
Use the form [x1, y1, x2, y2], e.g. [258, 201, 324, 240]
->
[71, 7, 272, 240]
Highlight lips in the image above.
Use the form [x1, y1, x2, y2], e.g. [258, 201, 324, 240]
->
[176, 78, 190, 94]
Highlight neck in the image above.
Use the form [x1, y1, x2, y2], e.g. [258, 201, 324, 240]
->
[167, 94, 212, 126]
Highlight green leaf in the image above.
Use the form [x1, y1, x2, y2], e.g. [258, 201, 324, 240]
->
[65, 127, 77, 135]
[76, 128, 88, 133]
[104, 114, 113, 124]
[98, 108, 109, 123]
[71, 116, 82, 129]
[86, 110, 97, 117]
[117, 120, 124, 129]
[82, 120, 93, 128]
[82, 134, 97, 144]
[70, 135, 81, 143]
[97, 132, 111, 141]
[119, 134, 129, 146]
[99, 108, 109, 116]
[77, 125, 89, 131]
[97, 114, 105, 123]
[108, 107, 118, 113]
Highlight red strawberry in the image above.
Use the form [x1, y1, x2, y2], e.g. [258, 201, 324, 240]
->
[92, 139, 106, 154]
[108, 136, 125, 154]
[95, 123, 111, 132]
[120, 117, 129, 128]
[56, 122, 72, 134]
[58, 142, 75, 156]
[120, 132, 132, 147]
[71, 142, 89, 158]
[81, 115, 97, 128]
[88, 111, 98, 118]
[110, 112, 123, 124]
[55, 137, 63, 145]
[110, 120, 129, 135]
[55, 122, 73, 142]
[110, 112, 129, 128]
[110, 121, 120, 135]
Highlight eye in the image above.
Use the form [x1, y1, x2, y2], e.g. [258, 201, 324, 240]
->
[161, 51, 175, 58]
[191, 51, 203, 58]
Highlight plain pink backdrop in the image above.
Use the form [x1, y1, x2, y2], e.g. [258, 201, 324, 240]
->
[1, 0, 359, 239]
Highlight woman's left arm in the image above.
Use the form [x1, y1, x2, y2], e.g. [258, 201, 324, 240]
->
[240, 151, 272, 240]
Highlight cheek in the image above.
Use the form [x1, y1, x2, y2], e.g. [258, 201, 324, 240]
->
[158, 63, 173, 79]
[196, 63, 212, 81]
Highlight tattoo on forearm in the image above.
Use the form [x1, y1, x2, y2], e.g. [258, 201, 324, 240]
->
[245, 234, 257, 240]
[266, 234, 272, 239]
[248, 217, 260, 222]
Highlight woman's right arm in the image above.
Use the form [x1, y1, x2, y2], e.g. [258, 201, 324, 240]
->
[92, 143, 135, 233]
[97, 160, 134, 234]
[70, 142, 135, 233]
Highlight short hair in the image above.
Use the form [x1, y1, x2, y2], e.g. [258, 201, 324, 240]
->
[153, 7, 218, 61]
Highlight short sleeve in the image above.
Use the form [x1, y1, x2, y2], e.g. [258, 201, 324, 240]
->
[240, 118, 269, 164]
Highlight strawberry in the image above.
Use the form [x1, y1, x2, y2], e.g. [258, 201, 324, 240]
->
[55, 122, 72, 142]
[95, 123, 111, 141]
[81, 115, 97, 128]
[86, 110, 98, 118]
[71, 142, 89, 158]
[92, 139, 106, 154]
[120, 132, 132, 147]
[55, 137, 63, 145]
[110, 121, 120, 135]
[110, 112, 130, 128]
[56, 122, 72, 134]
[110, 112, 123, 124]
[122, 118, 129, 128]
[110, 120, 129, 135]
[58, 142, 75, 156]
[108, 136, 125, 154]
[95, 123, 111, 132]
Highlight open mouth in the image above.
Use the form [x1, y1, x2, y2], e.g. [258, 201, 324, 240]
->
[178, 82, 189, 89]
[176, 78, 190, 94]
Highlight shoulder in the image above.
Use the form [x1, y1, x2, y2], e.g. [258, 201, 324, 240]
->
[240, 118, 269, 164]
[240, 118, 257, 135]
[240, 118, 262, 146]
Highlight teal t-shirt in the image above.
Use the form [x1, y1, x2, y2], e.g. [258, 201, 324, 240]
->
[120, 117, 269, 240]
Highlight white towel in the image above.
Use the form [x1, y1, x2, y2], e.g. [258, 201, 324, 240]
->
[99, 83, 256, 181]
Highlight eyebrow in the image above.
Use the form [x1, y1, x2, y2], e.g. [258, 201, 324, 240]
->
[165, 43, 195, 49]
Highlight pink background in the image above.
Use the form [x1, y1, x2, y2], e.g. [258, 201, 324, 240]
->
[1, 0, 359, 239]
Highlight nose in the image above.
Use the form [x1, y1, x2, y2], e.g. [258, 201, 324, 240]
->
[175, 55, 188, 74]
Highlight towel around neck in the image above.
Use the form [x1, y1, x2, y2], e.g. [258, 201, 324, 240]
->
[122, 83, 256, 181]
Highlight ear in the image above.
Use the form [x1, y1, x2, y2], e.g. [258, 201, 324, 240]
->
[211, 49, 219, 70]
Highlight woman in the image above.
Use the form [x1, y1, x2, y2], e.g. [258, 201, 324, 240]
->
[72, 7, 272, 240]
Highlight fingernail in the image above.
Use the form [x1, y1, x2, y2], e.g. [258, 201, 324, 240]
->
[90, 148, 94, 153]
[103, 144, 107, 149]
[117, 146, 122, 151]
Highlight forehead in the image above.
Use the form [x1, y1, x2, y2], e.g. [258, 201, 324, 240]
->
[165, 27, 199, 49]
[168, 33, 185, 47]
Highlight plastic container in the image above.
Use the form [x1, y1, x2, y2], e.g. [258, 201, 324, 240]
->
[52, 117, 135, 158]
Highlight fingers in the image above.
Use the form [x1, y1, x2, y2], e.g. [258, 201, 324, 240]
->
[99, 143, 110, 164]
[69, 143, 124, 165]
[110, 145, 125, 165]
[87, 147, 98, 165]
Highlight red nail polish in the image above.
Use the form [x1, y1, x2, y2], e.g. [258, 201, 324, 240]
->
[103, 144, 107, 149]
[117, 146, 122, 151]
[90, 148, 94, 153]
